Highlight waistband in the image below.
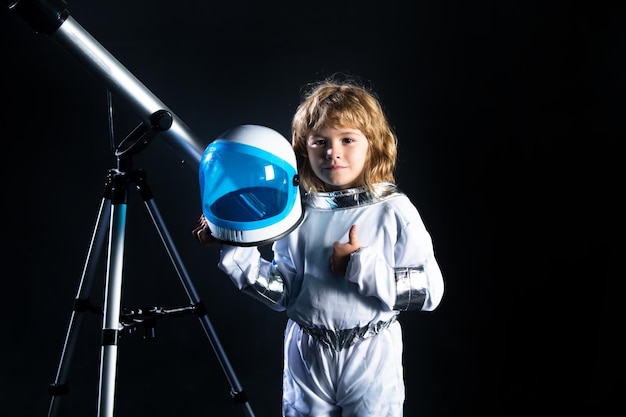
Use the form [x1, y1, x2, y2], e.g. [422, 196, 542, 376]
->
[298, 315, 398, 351]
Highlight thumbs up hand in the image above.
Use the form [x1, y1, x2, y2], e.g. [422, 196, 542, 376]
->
[331, 224, 361, 276]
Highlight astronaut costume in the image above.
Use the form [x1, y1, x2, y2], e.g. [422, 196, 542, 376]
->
[218, 182, 445, 417]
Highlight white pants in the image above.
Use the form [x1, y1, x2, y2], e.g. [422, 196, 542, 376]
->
[282, 319, 405, 417]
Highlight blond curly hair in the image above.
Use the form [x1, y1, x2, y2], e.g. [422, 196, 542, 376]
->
[291, 78, 398, 193]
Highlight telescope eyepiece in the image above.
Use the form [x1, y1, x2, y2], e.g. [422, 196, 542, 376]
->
[10, 0, 70, 35]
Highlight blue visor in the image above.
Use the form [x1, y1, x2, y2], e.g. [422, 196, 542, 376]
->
[199, 140, 298, 231]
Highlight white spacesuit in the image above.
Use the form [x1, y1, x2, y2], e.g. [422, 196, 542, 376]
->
[218, 182, 445, 416]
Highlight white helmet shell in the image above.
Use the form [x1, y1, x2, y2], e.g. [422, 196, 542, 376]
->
[199, 124, 303, 246]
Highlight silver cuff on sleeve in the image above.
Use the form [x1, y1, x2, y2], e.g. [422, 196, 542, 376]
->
[393, 266, 427, 311]
[241, 259, 285, 308]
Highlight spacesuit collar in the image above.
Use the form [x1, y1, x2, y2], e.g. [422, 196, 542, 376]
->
[304, 182, 401, 209]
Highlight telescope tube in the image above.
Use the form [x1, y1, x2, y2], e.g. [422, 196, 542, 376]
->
[10, 0, 205, 170]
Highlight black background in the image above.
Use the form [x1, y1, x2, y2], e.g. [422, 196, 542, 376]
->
[1, 1, 623, 416]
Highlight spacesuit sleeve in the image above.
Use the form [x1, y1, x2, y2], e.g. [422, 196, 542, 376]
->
[217, 244, 288, 311]
[345, 202, 444, 312]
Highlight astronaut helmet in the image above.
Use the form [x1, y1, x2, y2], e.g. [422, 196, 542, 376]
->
[198, 124, 303, 246]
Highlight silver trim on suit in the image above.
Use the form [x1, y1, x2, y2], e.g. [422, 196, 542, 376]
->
[242, 260, 285, 306]
[393, 266, 427, 311]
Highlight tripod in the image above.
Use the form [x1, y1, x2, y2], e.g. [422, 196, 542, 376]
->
[46, 112, 255, 417]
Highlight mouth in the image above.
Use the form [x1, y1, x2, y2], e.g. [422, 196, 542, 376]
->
[324, 164, 346, 170]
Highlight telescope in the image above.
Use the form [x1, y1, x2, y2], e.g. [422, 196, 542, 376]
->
[8, 1, 256, 416]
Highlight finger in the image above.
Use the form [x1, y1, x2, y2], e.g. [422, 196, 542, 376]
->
[348, 224, 359, 245]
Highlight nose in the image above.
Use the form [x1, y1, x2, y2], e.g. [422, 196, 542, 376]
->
[326, 143, 340, 160]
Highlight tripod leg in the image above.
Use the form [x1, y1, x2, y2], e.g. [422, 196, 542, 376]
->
[135, 171, 256, 417]
[48, 197, 111, 417]
[97, 175, 129, 417]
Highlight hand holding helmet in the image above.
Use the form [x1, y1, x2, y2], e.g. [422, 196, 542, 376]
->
[191, 213, 221, 246]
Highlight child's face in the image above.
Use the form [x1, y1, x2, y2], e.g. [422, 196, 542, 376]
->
[306, 125, 369, 191]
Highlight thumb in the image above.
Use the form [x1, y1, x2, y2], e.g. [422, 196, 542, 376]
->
[348, 224, 359, 246]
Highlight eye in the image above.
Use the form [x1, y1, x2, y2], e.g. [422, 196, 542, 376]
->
[308, 137, 326, 147]
[342, 137, 354, 144]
